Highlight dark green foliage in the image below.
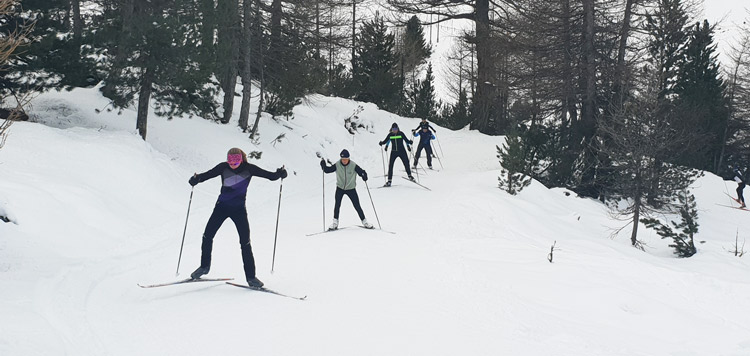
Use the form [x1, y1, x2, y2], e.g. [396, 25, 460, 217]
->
[642, 191, 699, 257]
[353, 15, 400, 112]
[411, 63, 438, 121]
[97, 0, 218, 137]
[645, 0, 689, 98]
[0, 0, 98, 93]
[264, 24, 326, 119]
[497, 132, 532, 195]
[399, 15, 431, 77]
[436, 89, 471, 130]
[673, 20, 729, 172]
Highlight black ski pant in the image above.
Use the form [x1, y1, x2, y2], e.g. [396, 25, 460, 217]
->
[738, 183, 746, 204]
[200, 203, 256, 280]
[334, 187, 366, 220]
[387, 150, 411, 181]
[414, 143, 433, 167]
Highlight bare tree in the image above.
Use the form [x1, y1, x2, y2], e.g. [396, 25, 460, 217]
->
[598, 70, 701, 247]
[720, 13, 750, 167]
[386, 0, 500, 134]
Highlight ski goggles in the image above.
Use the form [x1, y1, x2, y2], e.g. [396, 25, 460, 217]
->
[227, 154, 243, 166]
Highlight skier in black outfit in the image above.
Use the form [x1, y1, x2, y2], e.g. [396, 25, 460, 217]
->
[320, 149, 373, 230]
[412, 117, 436, 134]
[412, 126, 436, 170]
[732, 165, 746, 208]
[188, 147, 287, 288]
[379, 122, 414, 186]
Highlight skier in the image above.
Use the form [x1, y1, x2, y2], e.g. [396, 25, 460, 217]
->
[379, 122, 414, 186]
[188, 148, 288, 288]
[412, 117, 436, 134]
[732, 165, 746, 208]
[412, 126, 436, 170]
[320, 149, 373, 230]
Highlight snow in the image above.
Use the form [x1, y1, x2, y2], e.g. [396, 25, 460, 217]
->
[2, 85, 750, 355]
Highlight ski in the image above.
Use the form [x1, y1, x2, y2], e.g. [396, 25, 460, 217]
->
[358, 225, 396, 234]
[226, 282, 307, 300]
[716, 203, 749, 211]
[138, 277, 234, 288]
[724, 192, 746, 206]
[306, 227, 348, 236]
[401, 176, 431, 191]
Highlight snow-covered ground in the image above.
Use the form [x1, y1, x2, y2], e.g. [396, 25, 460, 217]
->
[2, 86, 750, 355]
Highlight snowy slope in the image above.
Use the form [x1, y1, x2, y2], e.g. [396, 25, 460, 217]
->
[1, 86, 750, 355]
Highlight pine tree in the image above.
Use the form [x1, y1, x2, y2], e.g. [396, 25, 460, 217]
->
[353, 14, 400, 112]
[673, 20, 729, 172]
[398, 15, 431, 84]
[98, 0, 217, 140]
[437, 89, 471, 130]
[645, 0, 689, 99]
[412, 63, 437, 121]
[597, 72, 703, 247]
[641, 191, 699, 257]
[497, 132, 532, 195]
[0, 0, 97, 92]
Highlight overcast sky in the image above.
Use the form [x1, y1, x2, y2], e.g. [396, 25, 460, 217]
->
[702, 0, 748, 65]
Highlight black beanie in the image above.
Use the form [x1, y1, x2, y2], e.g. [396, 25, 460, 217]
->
[340, 149, 350, 158]
[391, 122, 399, 129]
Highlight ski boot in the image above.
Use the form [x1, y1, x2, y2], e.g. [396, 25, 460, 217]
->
[190, 266, 210, 280]
[247, 277, 264, 288]
[362, 219, 374, 229]
[328, 218, 339, 231]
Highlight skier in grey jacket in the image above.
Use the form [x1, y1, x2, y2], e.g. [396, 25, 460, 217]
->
[320, 149, 373, 230]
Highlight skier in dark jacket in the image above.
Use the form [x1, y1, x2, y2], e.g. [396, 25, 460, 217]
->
[733, 165, 746, 208]
[320, 149, 373, 230]
[412, 118, 436, 134]
[379, 122, 414, 186]
[188, 147, 287, 288]
[412, 126, 436, 169]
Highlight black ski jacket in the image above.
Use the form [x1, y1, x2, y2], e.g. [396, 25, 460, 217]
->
[380, 131, 413, 153]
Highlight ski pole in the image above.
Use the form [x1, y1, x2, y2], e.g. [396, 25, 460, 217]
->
[380, 147, 387, 184]
[322, 170, 326, 232]
[271, 172, 284, 273]
[434, 144, 444, 170]
[435, 136, 445, 167]
[175, 186, 194, 276]
[364, 180, 382, 229]
[409, 148, 420, 182]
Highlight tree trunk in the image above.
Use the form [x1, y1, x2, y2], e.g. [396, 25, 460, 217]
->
[470, 0, 496, 135]
[351, 0, 357, 71]
[70, 0, 82, 41]
[250, 0, 265, 140]
[631, 186, 641, 246]
[219, 0, 240, 124]
[136, 64, 154, 140]
[269, 0, 282, 79]
[612, 0, 637, 105]
[560, 0, 577, 130]
[579, 0, 597, 143]
[239, 0, 253, 131]
[575, 0, 598, 196]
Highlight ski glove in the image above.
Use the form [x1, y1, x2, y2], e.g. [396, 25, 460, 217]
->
[277, 167, 288, 179]
[320, 159, 327, 169]
[360, 171, 368, 182]
[189, 175, 199, 186]
[378, 141, 384, 146]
